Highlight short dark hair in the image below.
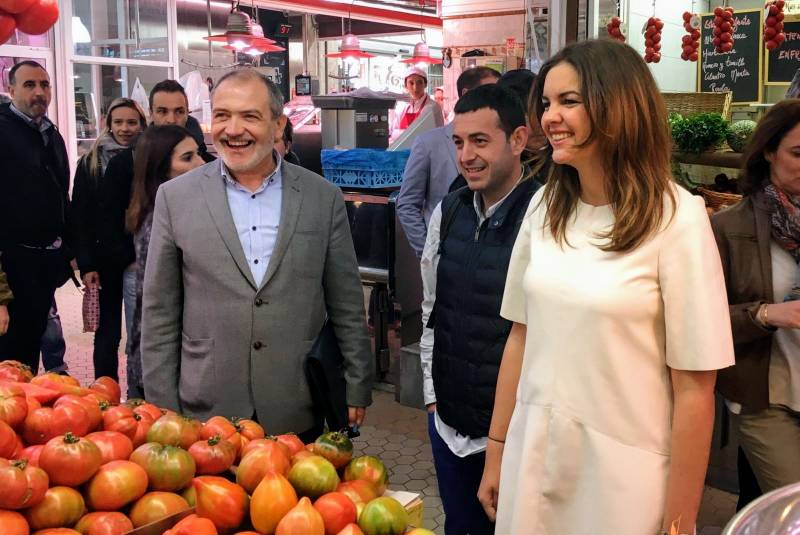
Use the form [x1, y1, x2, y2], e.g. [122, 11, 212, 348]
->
[283, 119, 293, 144]
[740, 99, 800, 195]
[149, 80, 187, 110]
[498, 69, 536, 112]
[456, 66, 500, 97]
[454, 83, 525, 138]
[9, 60, 46, 86]
[213, 69, 284, 119]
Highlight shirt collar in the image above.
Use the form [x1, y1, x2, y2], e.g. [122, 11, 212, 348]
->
[221, 150, 283, 194]
[9, 102, 52, 132]
[473, 167, 526, 222]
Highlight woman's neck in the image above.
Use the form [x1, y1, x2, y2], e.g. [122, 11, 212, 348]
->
[576, 163, 609, 206]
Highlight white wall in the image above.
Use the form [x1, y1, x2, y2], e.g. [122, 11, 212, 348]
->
[626, 0, 698, 92]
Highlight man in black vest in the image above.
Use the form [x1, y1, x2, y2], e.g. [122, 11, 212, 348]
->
[420, 83, 540, 534]
[0, 61, 72, 371]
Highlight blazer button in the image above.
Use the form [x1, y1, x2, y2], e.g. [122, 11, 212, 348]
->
[255, 298, 264, 307]
[253, 341, 263, 350]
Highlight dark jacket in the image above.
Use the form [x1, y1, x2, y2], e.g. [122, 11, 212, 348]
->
[0, 267, 12, 305]
[711, 193, 777, 411]
[432, 178, 539, 438]
[0, 103, 70, 251]
[71, 156, 104, 275]
[96, 149, 137, 271]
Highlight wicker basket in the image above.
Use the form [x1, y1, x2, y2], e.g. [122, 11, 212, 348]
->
[698, 186, 742, 211]
[663, 91, 732, 120]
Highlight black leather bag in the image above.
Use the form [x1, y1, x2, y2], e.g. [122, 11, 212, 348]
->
[304, 319, 349, 432]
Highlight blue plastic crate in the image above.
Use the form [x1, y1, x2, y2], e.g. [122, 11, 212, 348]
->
[321, 149, 411, 189]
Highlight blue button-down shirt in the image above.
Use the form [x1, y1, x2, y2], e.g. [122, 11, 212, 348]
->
[221, 153, 283, 287]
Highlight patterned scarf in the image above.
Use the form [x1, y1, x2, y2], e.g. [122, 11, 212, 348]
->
[764, 183, 800, 300]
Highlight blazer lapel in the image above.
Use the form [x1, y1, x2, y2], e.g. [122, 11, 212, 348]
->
[201, 165, 257, 290]
[752, 193, 774, 297]
[260, 162, 302, 291]
[443, 123, 458, 171]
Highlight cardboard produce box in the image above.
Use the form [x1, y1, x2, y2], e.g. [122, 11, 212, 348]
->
[126, 491, 424, 534]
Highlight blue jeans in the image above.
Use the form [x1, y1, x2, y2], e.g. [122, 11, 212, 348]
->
[40, 298, 67, 373]
[428, 411, 494, 535]
[122, 266, 136, 356]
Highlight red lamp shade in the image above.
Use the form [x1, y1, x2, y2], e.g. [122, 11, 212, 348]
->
[400, 42, 442, 64]
[326, 33, 375, 59]
[203, 9, 277, 50]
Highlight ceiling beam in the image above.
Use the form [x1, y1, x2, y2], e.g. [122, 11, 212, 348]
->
[258, 0, 442, 28]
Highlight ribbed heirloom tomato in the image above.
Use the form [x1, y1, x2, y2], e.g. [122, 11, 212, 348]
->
[22, 407, 72, 445]
[74, 511, 134, 535]
[0, 458, 49, 509]
[102, 405, 155, 448]
[250, 471, 298, 534]
[276, 497, 325, 535]
[0, 381, 28, 428]
[162, 513, 217, 535]
[124, 399, 163, 421]
[188, 434, 237, 475]
[130, 442, 196, 492]
[147, 413, 201, 449]
[85, 460, 149, 511]
[129, 491, 190, 528]
[288, 455, 340, 500]
[241, 437, 290, 459]
[237, 441, 291, 493]
[193, 475, 250, 531]
[0, 510, 28, 535]
[55, 394, 102, 432]
[0, 418, 19, 456]
[19, 443, 44, 466]
[0, 360, 33, 382]
[344, 456, 389, 495]
[39, 432, 102, 486]
[200, 416, 241, 453]
[276, 433, 306, 456]
[314, 432, 353, 469]
[84, 431, 134, 464]
[336, 480, 380, 507]
[0, 455, 32, 509]
[25, 486, 86, 531]
[357, 497, 408, 535]
[89, 377, 121, 405]
[232, 417, 265, 440]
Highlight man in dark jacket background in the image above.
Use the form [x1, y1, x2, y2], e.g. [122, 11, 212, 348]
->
[0, 61, 71, 371]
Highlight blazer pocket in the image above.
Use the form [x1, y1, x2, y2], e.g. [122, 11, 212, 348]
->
[293, 231, 325, 279]
[179, 334, 215, 412]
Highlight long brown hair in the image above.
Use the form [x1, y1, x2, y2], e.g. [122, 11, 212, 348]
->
[739, 99, 800, 196]
[83, 98, 147, 178]
[530, 39, 675, 252]
[126, 125, 194, 233]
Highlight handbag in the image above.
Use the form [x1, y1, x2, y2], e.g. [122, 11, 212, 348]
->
[304, 318, 349, 433]
[82, 286, 100, 333]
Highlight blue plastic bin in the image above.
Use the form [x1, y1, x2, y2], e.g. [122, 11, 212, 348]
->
[321, 149, 411, 188]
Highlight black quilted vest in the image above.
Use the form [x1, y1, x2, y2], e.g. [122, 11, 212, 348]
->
[431, 177, 539, 438]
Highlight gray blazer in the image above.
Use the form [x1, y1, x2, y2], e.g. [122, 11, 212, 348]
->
[396, 123, 460, 257]
[141, 160, 373, 434]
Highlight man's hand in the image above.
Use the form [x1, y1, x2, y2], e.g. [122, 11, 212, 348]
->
[0, 305, 8, 336]
[348, 406, 366, 427]
[82, 271, 100, 290]
[426, 403, 437, 414]
[764, 301, 800, 329]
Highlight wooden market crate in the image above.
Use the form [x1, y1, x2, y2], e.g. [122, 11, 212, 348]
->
[663, 91, 732, 120]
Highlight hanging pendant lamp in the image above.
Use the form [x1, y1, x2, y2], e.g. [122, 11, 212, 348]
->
[400, 41, 442, 65]
[222, 21, 285, 54]
[326, 33, 375, 59]
[203, 7, 278, 50]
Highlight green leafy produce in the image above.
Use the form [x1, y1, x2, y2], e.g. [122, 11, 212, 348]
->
[726, 119, 757, 153]
[671, 112, 731, 154]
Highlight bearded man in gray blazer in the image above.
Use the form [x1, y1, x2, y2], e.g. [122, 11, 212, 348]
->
[141, 70, 373, 437]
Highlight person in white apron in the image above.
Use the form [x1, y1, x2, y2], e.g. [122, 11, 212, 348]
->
[390, 66, 442, 142]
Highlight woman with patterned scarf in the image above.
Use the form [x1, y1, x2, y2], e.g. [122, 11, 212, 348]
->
[711, 99, 800, 495]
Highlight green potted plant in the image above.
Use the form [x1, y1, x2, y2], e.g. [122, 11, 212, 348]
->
[670, 112, 731, 154]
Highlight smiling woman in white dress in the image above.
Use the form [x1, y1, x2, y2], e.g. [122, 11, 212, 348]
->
[476, 39, 735, 535]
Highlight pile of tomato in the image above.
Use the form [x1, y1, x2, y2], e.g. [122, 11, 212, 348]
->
[0, 361, 433, 535]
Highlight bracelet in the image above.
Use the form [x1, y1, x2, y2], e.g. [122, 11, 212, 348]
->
[488, 436, 506, 444]
[764, 304, 770, 326]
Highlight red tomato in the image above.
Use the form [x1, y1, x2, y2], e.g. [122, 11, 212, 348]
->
[162, 514, 218, 535]
[52, 402, 91, 437]
[124, 399, 162, 421]
[276, 497, 325, 535]
[25, 486, 86, 531]
[128, 492, 190, 528]
[336, 480, 380, 507]
[193, 476, 250, 531]
[242, 437, 290, 459]
[130, 442, 196, 492]
[85, 460, 148, 511]
[315, 492, 358, 535]
[39, 432, 103, 487]
[147, 413, 200, 449]
[84, 431, 133, 465]
[32, 529, 82, 534]
[18, 444, 44, 466]
[0, 458, 49, 509]
[0, 382, 28, 428]
[288, 456, 340, 500]
[237, 441, 291, 493]
[13, 0, 58, 35]
[0, 456, 32, 509]
[25, 394, 41, 412]
[200, 416, 240, 452]
[314, 432, 353, 469]
[0, 509, 29, 535]
[83, 392, 111, 407]
[343, 456, 389, 495]
[292, 449, 316, 466]
[336, 524, 365, 535]
[22, 407, 71, 445]
[74, 511, 133, 535]
[0, 0, 35, 12]
[188, 435, 236, 475]
[102, 406, 154, 448]
[0, 418, 18, 457]
[55, 395, 102, 433]
[0, 361, 33, 382]
[276, 433, 306, 456]
[231, 417, 265, 440]
[8, 382, 59, 405]
[89, 378, 121, 406]
[250, 471, 298, 534]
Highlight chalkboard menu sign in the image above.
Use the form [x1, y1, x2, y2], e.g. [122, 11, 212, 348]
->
[766, 16, 800, 84]
[698, 8, 763, 104]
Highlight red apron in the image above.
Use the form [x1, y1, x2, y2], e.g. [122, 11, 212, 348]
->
[398, 95, 428, 129]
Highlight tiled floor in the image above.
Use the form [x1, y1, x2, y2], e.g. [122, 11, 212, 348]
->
[51, 284, 737, 534]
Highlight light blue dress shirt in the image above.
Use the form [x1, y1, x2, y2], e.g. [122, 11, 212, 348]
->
[221, 153, 283, 287]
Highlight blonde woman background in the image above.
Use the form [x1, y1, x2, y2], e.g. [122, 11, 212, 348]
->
[477, 39, 734, 534]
